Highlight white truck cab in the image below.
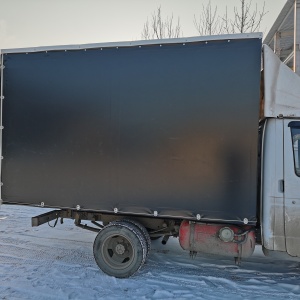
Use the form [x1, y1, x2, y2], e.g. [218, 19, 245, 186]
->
[262, 45, 300, 259]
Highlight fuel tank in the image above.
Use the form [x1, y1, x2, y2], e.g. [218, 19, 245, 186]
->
[179, 221, 255, 258]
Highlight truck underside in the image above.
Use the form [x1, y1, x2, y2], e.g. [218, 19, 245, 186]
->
[31, 207, 257, 277]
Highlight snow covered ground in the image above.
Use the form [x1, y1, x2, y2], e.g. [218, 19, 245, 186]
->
[1, 204, 300, 300]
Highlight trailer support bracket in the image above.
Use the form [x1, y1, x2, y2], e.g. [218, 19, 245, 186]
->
[32, 210, 63, 227]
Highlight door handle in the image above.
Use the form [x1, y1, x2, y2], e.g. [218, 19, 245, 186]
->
[279, 179, 284, 193]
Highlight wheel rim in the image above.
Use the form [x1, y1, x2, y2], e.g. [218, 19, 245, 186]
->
[101, 234, 135, 270]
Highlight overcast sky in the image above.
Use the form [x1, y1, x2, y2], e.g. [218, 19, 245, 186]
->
[0, 0, 287, 49]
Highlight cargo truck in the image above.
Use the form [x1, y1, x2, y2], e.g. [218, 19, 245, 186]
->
[1, 33, 300, 278]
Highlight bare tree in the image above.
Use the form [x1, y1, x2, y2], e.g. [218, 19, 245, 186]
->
[194, 1, 222, 36]
[232, 0, 267, 33]
[194, 0, 267, 36]
[221, 7, 235, 34]
[141, 6, 182, 40]
[222, 0, 267, 34]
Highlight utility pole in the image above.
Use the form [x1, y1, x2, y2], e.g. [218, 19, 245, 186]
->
[294, 0, 300, 75]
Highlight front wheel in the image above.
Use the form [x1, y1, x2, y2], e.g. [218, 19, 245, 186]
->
[93, 222, 147, 278]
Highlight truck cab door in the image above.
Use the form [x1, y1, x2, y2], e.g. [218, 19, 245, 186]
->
[284, 119, 300, 257]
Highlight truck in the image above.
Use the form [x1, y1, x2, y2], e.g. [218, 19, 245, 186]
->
[0, 32, 300, 278]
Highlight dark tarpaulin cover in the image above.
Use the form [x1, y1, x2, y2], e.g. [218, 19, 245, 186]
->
[2, 37, 262, 224]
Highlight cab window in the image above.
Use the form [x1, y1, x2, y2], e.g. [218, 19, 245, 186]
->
[290, 125, 300, 177]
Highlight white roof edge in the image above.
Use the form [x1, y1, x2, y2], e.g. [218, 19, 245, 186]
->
[1, 32, 262, 54]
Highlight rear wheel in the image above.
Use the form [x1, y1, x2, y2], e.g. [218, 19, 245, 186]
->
[119, 219, 151, 256]
[93, 222, 147, 278]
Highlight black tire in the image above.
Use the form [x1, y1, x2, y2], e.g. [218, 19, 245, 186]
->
[119, 219, 151, 256]
[93, 222, 147, 278]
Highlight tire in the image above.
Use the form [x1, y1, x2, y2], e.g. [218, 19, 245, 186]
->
[119, 219, 151, 256]
[93, 222, 147, 278]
